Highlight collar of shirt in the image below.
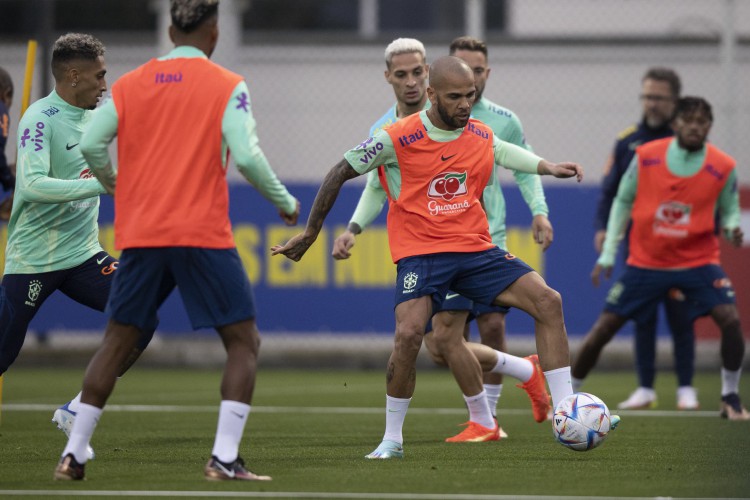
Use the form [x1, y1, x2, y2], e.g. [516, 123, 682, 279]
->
[48, 89, 87, 121]
[159, 45, 209, 61]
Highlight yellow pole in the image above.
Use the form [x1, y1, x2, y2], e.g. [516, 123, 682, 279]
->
[0, 39, 37, 426]
[21, 39, 38, 117]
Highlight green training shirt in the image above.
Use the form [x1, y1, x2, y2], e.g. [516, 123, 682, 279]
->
[349, 98, 547, 250]
[598, 140, 741, 268]
[81, 46, 296, 216]
[4, 90, 106, 274]
[344, 110, 541, 188]
[471, 97, 547, 249]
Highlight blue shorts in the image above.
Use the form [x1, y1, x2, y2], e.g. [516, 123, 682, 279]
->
[0, 251, 149, 374]
[395, 247, 534, 313]
[436, 291, 511, 316]
[107, 247, 255, 331]
[426, 291, 510, 334]
[604, 264, 735, 323]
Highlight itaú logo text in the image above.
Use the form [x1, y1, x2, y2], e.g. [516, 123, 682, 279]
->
[427, 171, 467, 201]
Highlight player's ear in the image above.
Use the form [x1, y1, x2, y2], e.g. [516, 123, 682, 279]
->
[67, 67, 79, 87]
[168, 25, 177, 45]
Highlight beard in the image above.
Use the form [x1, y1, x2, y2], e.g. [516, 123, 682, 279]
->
[437, 99, 469, 129]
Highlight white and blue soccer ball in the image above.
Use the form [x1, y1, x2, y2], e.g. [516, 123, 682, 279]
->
[552, 392, 612, 451]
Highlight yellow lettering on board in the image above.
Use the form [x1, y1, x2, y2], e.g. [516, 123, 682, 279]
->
[234, 224, 262, 283]
[266, 226, 328, 286]
[333, 225, 396, 287]
[97, 224, 120, 259]
[505, 227, 543, 275]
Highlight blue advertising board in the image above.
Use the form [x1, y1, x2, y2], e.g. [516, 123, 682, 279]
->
[1, 183, 622, 338]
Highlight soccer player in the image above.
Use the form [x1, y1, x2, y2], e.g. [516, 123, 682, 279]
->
[274, 56, 588, 459]
[0, 66, 14, 219]
[572, 96, 748, 420]
[332, 37, 552, 437]
[0, 34, 154, 460]
[590, 67, 698, 410]
[53, 0, 299, 481]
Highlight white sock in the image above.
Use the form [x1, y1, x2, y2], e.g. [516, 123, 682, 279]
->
[483, 383, 503, 417]
[463, 390, 495, 429]
[544, 367, 574, 409]
[571, 377, 584, 393]
[61, 403, 102, 464]
[211, 400, 251, 463]
[721, 367, 742, 396]
[383, 395, 411, 444]
[66, 392, 83, 413]
[491, 351, 534, 382]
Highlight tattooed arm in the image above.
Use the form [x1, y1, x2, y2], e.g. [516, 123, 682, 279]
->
[271, 158, 360, 261]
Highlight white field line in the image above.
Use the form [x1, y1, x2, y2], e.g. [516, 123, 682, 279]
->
[0, 490, 733, 500]
[1, 403, 720, 418]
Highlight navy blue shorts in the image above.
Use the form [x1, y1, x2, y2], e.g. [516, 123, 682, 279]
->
[426, 290, 510, 334]
[0, 251, 126, 374]
[436, 291, 511, 316]
[395, 247, 534, 314]
[107, 247, 255, 331]
[604, 264, 734, 323]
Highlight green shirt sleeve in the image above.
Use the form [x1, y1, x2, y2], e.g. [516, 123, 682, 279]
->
[18, 116, 105, 203]
[223, 81, 297, 215]
[350, 170, 387, 230]
[493, 136, 543, 174]
[719, 169, 740, 237]
[344, 130, 397, 175]
[80, 98, 119, 191]
[513, 170, 548, 217]
[598, 156, 638, 267]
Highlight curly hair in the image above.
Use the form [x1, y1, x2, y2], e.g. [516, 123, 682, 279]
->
[170, 0, 219, 33]
[51, 33, 106, 80]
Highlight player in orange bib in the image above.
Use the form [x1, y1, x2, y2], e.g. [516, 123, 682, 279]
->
[572, 97, 748, 420]
[273, 56, 593, 459]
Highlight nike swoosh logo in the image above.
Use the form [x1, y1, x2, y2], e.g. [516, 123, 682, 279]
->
[445, 293, 460, 300]
[96, 256, 107, 265]
[214, 461, 235, 478]
[441, 154, 457, 161]
[66, 143, 79, 150]
[230, 410, 246, 419]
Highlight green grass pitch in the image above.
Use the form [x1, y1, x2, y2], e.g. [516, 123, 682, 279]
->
[0, 367, 749, 498]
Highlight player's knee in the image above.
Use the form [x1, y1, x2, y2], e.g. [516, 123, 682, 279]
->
[717, 314, 742, 339]
[533, 286, 563, 320]
[394, 326, 423, 355]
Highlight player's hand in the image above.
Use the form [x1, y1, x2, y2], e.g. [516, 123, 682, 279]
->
[271, 231, 316, 262]
[590, 262, 612, 287]
[0, 191, 13, 221]
[332, 230, 356, 260]
[726, 227, 744, 248]
[279, 199, 300, 226]
[540, 161, 583, 182]
[593, 229, 607, 253]
[531, 215, 553, 251]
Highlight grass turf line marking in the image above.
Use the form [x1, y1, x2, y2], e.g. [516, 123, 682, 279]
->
[2, 403, 720, 418]
[0, 491, 730, 499]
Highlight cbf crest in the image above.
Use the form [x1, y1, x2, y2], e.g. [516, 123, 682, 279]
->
[26, 279, 43, 306]
[402, 272, 418, 294]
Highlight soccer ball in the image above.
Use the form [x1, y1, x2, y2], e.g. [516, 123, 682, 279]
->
[552, 392, 612, 451]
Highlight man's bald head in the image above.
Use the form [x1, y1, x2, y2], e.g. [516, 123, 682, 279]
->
[428, 56, 474, 91]
[426, 56, 476, 130]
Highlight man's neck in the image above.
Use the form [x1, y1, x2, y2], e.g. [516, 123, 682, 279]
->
[396, 99, 426, 119]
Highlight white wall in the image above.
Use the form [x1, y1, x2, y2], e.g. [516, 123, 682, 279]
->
[1, 40, 748, 185]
